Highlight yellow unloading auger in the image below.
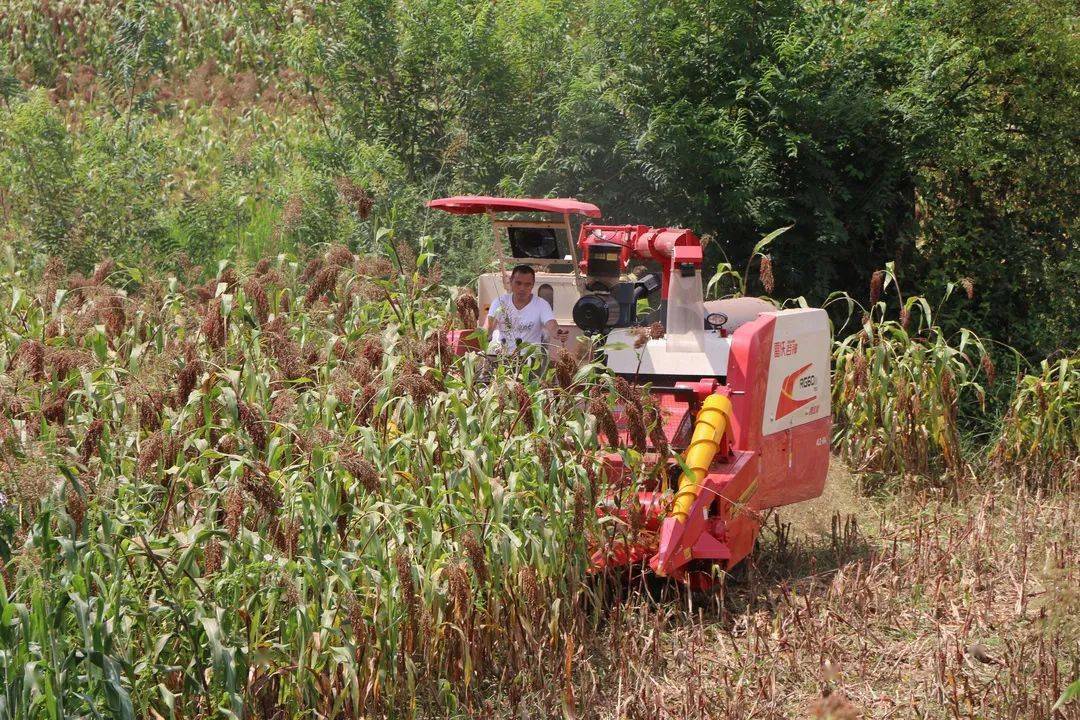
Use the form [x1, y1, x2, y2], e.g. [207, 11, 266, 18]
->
[651, 394, 732, 577]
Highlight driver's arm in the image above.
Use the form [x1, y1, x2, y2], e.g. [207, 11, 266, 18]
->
[543, 317, 562, 353]
[543, 318, 559, 339]
[483, 297, 500, 333]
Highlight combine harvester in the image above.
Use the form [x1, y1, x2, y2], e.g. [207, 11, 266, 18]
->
[429, 196, 831, 586]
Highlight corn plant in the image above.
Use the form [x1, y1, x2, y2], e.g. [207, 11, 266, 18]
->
[831, 266, 993, 484]
[991, 354, 1079, 491]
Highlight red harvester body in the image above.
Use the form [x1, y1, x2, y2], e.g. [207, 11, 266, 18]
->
[428, 196, 831, 583]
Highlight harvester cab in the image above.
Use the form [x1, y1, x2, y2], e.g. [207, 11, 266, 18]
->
[427, 195, 600, 357]
[428, 196, 832, 586]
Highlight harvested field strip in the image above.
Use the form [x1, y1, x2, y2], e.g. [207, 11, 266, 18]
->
[569, 483, 1077, 718]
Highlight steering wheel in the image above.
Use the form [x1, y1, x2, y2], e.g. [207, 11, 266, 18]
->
[705, 312, 728, 331]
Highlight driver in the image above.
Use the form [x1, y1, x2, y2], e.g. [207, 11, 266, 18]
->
[484, 265, 561, 354]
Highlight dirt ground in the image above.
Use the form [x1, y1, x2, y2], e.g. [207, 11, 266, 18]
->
[779, 463, 874, 539]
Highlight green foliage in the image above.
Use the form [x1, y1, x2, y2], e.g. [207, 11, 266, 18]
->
[1055, 679, 1080, 713]
[106, 0, 173, 136]
[0, 493, 14, 562]
[300, 0, 1076, 356]
[0, 0, 1076, 351]
[876, 0, 1080, 357]
[0, 90, 172, 271]
[0, 89, 77, 261]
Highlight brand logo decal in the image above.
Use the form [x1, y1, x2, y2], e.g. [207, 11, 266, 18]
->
[776, 363, 816, 419]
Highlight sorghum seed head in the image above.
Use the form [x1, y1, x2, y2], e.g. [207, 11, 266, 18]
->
[519, 565, 540, 609]
[241, 463, 281, 516]
[572, 481, 587, 537]
[334, 178, 374, 220]
[462, 531, 488, 584]
[79, 418, 105, 464]
[589, 394, 620, 447]
[981, 353, 996, 385]
[512, 382, 534, 430]
[66, 487, 86, 529]
[99, 294, 125, 339]
[359, 335, 383, 369]
[138, 391, 164, 431]
[446, 559, 472, 620]
[759, 254, 775, 294]
[270, 390, 296, 423]
[455, 292, 479, 328]
[336, 510, 349, 544]
[15, 339, 46, 381]
[224, 486, 245, 539]
[237, 400, 267, 451]
[631, 326, 650, 349]
[395, 547, 419, 636]
[42, 387, 71, 424]
[339, 451, 379, 493]
[175, 350, 202, 408]
[203, 539, 222, 576]
[326, 243, 355, 269]
[200, 298, 226, 349]
[554, 349, 577, 389]
[281, 195, 303, 235]
[138, 432, 164, 478]
[347, 595, 367, 644]
[869, 270, 884, 305]
[298, 256, 323, 284]
[47, 348, 92, 380]
[304, 266, 340, 305]
[91, 258, 115, 285]
[244, 276, 269, 325]
[626, 403, 648, 453]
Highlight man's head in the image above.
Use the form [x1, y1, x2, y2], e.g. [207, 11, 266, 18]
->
[509, 265, 536, 303]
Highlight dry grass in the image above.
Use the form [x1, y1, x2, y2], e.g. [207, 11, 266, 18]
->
[544, 465, 1078, 719]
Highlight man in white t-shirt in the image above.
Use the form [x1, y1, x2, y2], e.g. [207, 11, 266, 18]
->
[484, 265, 561, 353]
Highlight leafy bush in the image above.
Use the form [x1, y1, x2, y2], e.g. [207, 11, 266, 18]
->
[300, 0, 1078, 357]
[0, 89, 171, 271]
[4, 0, 1077, 358]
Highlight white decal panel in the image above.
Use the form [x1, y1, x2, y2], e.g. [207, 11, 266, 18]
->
[762, 309, 831, 436]
[603, 331, 730, 377]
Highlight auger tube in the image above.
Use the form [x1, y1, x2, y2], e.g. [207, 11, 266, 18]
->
[670, 394, 731, 522]
[650, 393, 733, 577]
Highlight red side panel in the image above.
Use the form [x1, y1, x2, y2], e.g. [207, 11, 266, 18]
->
[725, 311, 831, 511]
[447, 329, 479, 356]
[750, 416, 831, 510]
[726, 314, 776, 452]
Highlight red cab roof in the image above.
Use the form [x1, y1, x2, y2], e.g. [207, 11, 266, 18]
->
[427, 195, 602, 218]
